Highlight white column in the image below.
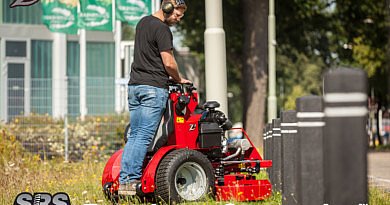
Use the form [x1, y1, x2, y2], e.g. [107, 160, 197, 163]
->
[204, 0, 228, 115]
[0, 39, 5, 122]
[52, 33, 68, 118]
[80, 29, 87, 119]
[268, 0, 277, 122]
[113, 0, 123, 113]
[25, 41, 31, 116]
[115, 20, 122, 113]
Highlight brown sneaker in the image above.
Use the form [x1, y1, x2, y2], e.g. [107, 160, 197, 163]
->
[118, 180, 140, 196]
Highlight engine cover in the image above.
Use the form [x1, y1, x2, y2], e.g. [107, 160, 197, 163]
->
[198, 122, 222, 148]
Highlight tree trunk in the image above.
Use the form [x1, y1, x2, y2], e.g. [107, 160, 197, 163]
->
[242, 0, 268, 148]
[387, 0, 390, 106]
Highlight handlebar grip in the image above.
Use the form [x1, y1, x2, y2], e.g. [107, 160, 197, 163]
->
[168, 80, 193, 87]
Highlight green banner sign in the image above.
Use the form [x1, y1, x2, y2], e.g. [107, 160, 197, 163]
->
[116, 0, 152, 26]
[41, 0, 78, 34]
[78, 0, 113, 31]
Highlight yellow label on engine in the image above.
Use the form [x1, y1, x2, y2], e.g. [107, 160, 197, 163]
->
[176, 117, 185, 123]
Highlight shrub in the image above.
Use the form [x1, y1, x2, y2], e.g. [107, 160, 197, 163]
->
[1, 114, 128, 161]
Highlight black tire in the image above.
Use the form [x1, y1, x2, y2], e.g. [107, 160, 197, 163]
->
[102, 182, 119, 204]
[123, 123, 130, 143]
[155, 149, 215, 204]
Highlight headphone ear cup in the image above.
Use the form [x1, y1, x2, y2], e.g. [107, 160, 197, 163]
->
[162, 2, 174, 14]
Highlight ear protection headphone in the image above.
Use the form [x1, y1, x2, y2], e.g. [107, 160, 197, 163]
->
[162, 0, 186, 14]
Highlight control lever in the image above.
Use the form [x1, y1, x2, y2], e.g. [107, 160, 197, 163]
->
[175, 95, 190, 116]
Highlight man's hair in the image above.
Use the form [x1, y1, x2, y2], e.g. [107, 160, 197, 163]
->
[161, 0, 187, 11]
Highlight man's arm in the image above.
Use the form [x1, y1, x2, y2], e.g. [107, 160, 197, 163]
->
[160, 50, 191, 84]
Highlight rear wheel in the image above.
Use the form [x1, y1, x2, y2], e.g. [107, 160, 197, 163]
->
[155, 149, 215, 204]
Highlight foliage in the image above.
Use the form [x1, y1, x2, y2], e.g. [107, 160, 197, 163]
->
[0, 140, 106, 205]
[0, 114, 127, 161]
[369, 186, 390, 205]
[371, 144, 390, 152]
[178, 0, 245, 123]
[276, 0, 334, 62]
[122, 22, 135, 40]
[352, 37, 385, 78]
[178, 0, 390, 123]
[276, 45, 325, 110]
[275, 0, 389, 109]
[333, 0, 390, 104]
[283, 85, 305, 110]
[0, 129, 27, 168]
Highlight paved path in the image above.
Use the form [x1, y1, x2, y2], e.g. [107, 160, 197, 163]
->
[368, 152, 390, 192]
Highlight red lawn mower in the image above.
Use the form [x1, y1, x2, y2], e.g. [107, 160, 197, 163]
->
[102, 83, 272, 203]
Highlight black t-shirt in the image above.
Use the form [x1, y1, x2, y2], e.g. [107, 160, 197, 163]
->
[128, 15, 173, 89]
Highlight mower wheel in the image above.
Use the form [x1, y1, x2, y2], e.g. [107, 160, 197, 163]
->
[102, 182, 118, 203]
[155, 149, 215, 203]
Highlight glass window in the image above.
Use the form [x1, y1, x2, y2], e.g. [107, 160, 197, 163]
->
[6, 41, 27, 57]
[67, 41, 80, 117]
[3, 0, 42, 24]
[30, 40, 52, 115]
[86, 42, 115, 114]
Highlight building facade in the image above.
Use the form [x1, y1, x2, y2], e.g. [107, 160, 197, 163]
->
[0, 0, 133, 122]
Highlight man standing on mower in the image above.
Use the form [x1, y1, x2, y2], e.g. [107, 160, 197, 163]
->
[119, 0, 191, 196]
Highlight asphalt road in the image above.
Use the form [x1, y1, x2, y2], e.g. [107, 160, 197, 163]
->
[368, 152, 390, 192]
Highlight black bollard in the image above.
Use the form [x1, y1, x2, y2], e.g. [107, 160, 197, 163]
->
[272, 118, 282, 192]
[296, 96, 324, 205]
[281, 110, 299, 205]
[323, 68, 368, 205]
[267, 123, 272, 161]
[267, 123, 273, 180]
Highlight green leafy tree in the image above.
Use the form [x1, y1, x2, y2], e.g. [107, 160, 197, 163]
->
[177, 0, 245, 124]
[177, 0, 389, 148]
[276, 0, 389, 107]
[333, 0, 389, 104]
[178, 0, 267, 147]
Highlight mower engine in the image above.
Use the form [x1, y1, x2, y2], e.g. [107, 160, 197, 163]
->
[101, 83, 272, 203]
[198, 101, 232, 149]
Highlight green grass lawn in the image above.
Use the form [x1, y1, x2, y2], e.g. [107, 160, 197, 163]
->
[2, 158, 389, 205]
[1, 132, 389, 205]
[0, 158, 281, 205]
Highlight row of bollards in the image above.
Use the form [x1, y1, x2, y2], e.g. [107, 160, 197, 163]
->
[264, 68, 369, 205]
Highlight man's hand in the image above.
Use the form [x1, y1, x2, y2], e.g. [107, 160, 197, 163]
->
[178, 78, 192, 84]
[160, 50, 191, 84]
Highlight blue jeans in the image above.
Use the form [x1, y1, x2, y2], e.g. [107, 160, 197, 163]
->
[119, 85, 168, 184]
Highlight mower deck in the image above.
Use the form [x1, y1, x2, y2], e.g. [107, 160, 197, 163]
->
[216, 174, 272, 201]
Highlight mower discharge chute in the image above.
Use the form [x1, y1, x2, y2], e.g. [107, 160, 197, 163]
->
[102, 83, 272, 203]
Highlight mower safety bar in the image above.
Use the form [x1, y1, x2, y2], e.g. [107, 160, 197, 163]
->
[168, 81, 196, 94]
